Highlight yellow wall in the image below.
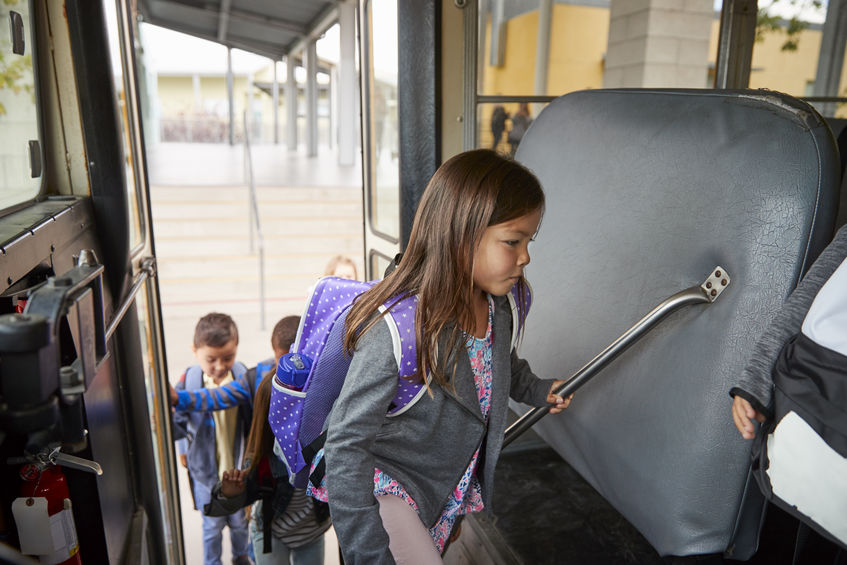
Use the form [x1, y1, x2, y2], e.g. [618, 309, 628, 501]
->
[156, 76, 193, 115]
[482, 11, 537, 96]
[750, 28, 822, 95]
[157, 75, 249, 116]
[483, 6, 845, 102]
[547, 5, 608, 94]
[479, 5, 607, 151]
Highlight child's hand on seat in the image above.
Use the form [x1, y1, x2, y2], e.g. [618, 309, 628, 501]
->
[732, 395, 764, 440]
[221, 468, 248, 497]
[547, 379, 572, 414]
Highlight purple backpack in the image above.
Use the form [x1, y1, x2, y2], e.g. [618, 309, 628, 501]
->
[268, 276, 532, 488]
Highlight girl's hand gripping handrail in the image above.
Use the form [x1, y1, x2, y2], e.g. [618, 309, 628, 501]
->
[503, 266, 731, 447]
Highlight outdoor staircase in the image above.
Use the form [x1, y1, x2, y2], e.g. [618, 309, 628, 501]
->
[149, 182, 363, 382]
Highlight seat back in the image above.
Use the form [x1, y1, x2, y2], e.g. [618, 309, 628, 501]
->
[514, 89, 840, 557]
[823, 117, 847, 231]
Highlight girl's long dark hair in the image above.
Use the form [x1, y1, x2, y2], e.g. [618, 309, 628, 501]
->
[344, 149, 544, 389]
[244, 370, 274, 472]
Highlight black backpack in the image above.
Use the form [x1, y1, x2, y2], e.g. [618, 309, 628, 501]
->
[752, 256, 847, 550]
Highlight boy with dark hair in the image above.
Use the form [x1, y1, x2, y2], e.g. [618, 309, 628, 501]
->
[172, 312, 253, 565]
[271, 315, 299, 364]
[237, 315, 301, 396]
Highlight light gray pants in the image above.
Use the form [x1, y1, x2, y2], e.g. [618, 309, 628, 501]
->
[377, 494, 443, 564]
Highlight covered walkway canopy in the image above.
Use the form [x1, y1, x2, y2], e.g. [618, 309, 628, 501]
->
[138, 0, 358, 164]
[138, 0, 337, 61]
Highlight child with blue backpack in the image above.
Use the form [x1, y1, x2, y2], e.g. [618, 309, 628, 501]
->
[320, 149, 571, 563]
[171, 312, 252, 565]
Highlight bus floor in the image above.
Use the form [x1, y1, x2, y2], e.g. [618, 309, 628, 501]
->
[441, 420, 665, 565]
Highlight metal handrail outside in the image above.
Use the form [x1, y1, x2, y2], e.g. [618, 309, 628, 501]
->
[244, 111, 267, 330]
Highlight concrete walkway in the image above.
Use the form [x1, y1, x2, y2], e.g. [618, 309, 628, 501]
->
[148, 141, 362, 565]
[147, 142, 362, 188]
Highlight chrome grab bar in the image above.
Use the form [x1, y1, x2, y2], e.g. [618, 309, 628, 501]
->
[503, 266, 731, 447]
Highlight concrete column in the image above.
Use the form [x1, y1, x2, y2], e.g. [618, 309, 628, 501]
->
[604, 0, 713, 88]
[247, 73, 254, 141]
[328, 67, 335, 150]
[286, 55, 297, 151]
[272, 60, 279, 144]
[338, 0, 356, 166]
[813, 0, 847, 117]
[191, 73, 201, 142]
[306, 40, 318, 157]
[192, 74, 202, 111]
[489, 0, 505, 67]
[534, 0, 552, 114]
[226, 47, 234, 145]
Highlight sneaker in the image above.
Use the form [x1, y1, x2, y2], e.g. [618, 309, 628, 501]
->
[233, 556, 253, 565]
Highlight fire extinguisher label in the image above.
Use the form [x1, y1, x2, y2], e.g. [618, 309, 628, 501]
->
[11, 497, 80, 563]
[11, 497, 52, 554]
[46, 506, 80, 563]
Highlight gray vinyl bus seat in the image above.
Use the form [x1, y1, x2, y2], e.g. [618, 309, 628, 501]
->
[823, 117, 847, 230]
[513, 89, 840, 558]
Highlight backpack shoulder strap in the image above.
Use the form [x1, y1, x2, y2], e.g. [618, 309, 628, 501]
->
[382, 294, 427, 417]
[232, 361, 248, 379]
[231, 361, 250, 393]
[382, 284, 533, 416]
[186, 365, 204, 390]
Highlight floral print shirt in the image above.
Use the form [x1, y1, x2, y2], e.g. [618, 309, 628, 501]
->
[307, 297, 496, 554]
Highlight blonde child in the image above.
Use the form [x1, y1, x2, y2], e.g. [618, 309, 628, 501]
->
[323, 255, 358, 280]
[321, 149, 570, 563]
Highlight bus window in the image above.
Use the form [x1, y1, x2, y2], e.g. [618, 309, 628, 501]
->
[0, 0, 42, 213]
[104, 0, 146, 254]
[749, 1, 847, 118]
[477, 101, 548, 157]
[471, 2, 719, 149]
[361, 0, 401, 279]
[477, 2, 717, 98]
[364, 0, 400, 241]
[369, 249, 394, 279]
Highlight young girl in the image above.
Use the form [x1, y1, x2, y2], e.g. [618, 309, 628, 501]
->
[323, 149, 570, 563]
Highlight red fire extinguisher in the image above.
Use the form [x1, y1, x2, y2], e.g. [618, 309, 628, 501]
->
[11, 462, 82, 564]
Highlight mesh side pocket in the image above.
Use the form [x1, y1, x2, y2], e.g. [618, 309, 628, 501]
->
[269, 378, 307, 476]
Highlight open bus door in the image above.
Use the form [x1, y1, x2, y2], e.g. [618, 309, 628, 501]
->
[359, 0, 441, 274]
[0, 2, 181, 563]
[360, 0, 402, 277]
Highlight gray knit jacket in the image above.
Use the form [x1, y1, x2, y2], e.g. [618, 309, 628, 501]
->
[731, 225, 847, 417]
[324, 294, 555, 565]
